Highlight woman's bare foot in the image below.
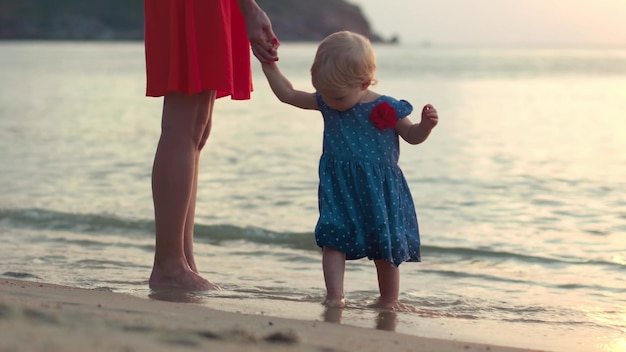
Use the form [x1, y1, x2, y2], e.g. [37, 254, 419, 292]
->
[149, 266, 220, 291]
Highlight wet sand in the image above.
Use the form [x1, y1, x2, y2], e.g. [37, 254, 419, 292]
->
[0, 278, 547, 352]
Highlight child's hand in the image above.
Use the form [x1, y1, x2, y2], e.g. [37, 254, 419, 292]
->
[267, 37, 280, 63]
[421, 104, 438, 130]
[259, 38, 280, 65]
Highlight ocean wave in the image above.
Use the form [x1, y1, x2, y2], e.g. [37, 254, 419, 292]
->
[0, 207, 154, 235]
[425, 244, 625, 269]
[1, 207, 624, 271]
[0, 207, 318, 250]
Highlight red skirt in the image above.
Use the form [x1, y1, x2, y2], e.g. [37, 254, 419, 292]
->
[144, 0, 252, 99]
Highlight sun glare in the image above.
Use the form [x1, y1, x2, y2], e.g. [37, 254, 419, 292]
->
[586, 307, 626, 351]
[602, 338, 626, 352]
[612, 255, 626, 266]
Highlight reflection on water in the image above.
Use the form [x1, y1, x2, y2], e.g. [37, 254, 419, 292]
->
[375, 310, 398, 331]
[148, 289, 206, 304]
[322, 306, 343, 324]
[323, 307, 398, 332]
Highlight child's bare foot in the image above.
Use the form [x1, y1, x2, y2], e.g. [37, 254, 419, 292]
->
[322, 297, 346, 308]
[370, 297, 400, 309]
[149, 266, 220, 291]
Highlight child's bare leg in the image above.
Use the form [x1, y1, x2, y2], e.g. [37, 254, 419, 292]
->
[322, 246, 346, 307]
[183, 92, 214, 273]
[149, 91, 218, 291]
[373, 259, 400, 308]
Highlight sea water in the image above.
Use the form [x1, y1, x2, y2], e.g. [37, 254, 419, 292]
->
[0, 41, 625, 352]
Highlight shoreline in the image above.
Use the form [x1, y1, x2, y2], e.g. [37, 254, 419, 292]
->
[0, 278, 542, 352]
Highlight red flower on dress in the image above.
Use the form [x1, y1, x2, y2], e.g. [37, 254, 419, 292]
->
[369, 102, 397, 131]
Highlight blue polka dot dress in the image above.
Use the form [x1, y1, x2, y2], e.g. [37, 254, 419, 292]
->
[314, 93, 421, 267]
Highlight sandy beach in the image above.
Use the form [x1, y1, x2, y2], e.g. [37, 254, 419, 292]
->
[0, 278, 545, 352]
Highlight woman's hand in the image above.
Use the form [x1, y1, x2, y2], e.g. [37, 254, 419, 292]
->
[238, 0, 280, 63]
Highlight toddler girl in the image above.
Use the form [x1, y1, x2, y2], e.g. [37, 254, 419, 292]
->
[262, 31, 438, 308]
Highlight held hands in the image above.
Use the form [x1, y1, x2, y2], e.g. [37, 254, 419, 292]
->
[239, 1, 280, 63]
[421, 104, 439, 130]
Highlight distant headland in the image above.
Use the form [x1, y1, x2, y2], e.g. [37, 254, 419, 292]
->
[0, 0, 398, 43]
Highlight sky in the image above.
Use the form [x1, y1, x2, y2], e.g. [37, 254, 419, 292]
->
[349, 0, 626, 46]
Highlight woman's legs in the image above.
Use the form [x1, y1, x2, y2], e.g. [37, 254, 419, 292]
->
[322, 246, 346, 307]
[149, 90, 219, 291]
[182, 156, 200, 273]
[373, 260, 400, 308]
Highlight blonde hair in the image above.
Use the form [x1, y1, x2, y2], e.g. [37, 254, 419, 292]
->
[311, 31, 377, 91]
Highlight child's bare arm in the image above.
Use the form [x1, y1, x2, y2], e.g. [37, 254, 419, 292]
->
[261, 62, 318, 110]
[396, 104, 438, 145]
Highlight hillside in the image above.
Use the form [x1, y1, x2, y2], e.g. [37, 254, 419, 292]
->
[0, 0, 391, 42]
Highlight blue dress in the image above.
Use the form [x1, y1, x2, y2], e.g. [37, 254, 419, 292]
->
[314, 93, 421, 267]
